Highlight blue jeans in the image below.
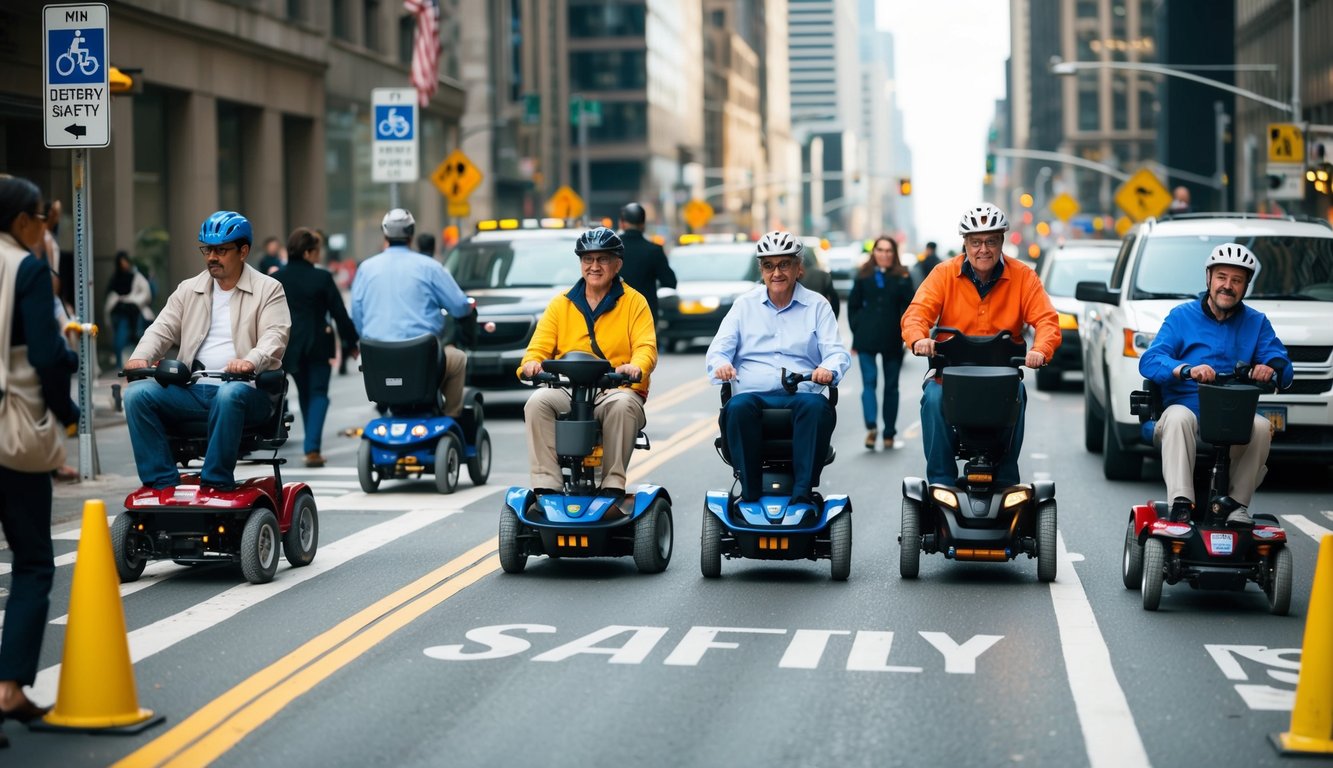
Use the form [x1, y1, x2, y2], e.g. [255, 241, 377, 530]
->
[920, 378, 1027, 486]
[124, 380, 273, 489]
[723, 391, 836, 500]
[111, 315, 135, 368]
[858, 349, 904, 436]
[289, 363, 332, 454]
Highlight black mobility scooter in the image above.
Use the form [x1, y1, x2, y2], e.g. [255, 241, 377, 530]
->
[499, 352, 672, 574]
[1123, 366, 1293, 614]
[701, 371, 852, 580]
[899, 329, 1056, 582]
[115, 362, 319, 585]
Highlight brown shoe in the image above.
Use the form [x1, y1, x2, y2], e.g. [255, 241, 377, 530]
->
[882, 437, 894, 449]
[865, 429, 877, 450]
[304, 451, 326, 468]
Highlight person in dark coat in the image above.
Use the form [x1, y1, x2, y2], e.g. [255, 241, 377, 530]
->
[910, 241, 942, 291]
[616, 202, 676, 324]
[848, 234, 913, 449]
[800, 245, 841, 318]
[274, 227, 359, 467]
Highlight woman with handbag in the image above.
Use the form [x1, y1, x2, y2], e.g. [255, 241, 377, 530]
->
[848, 235, 914, 450]
[0, 175, 79, 747]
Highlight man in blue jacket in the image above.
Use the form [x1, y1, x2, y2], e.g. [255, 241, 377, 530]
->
[1138, 243, 1293, 526]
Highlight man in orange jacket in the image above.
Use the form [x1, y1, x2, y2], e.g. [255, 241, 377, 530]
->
[901, 203, 1060, 486]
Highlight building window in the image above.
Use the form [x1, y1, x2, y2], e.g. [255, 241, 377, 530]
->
[587, 102, 648, 142]
[567, 1, 646, 37]
[1112, 76, 1128, 130]
[1138, 83, 1156, 131]
[286, 0, 304, 22]
[332, 0, 351, 42]
[217, 101, 245, 214]
[1078, 83, 1098, 131]
[364, 0, 380, 51]
[132, 86, 171, 287]
[570, 50, 647, 91]
[398, 13, 414, 65]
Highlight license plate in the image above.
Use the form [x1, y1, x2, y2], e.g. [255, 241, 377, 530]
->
[1210, 532, 1234, 555]
[1258, 406, 1286, 432]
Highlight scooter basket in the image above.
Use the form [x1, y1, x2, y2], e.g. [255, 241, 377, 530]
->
[555, 419, 599, 457]
[1198, 383, 1261, 445]
[941, 366, 1021, 429]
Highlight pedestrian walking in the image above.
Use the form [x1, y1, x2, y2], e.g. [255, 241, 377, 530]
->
[104, 250, 154, 369]
[616, 202, 676, 325]
[274, 227, 359, 467]
[850, 235, 913, 449]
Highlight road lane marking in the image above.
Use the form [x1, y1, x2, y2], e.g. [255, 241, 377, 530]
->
[113, 539, 500, 768]
[1050, 531, 1149, 768]
[1282, 514, 1333, 541]
[645, 376, 712, 412]
[627, 415, 718, 481]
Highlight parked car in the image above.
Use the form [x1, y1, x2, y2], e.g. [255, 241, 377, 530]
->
[1032, 240, 1119, 390]
[443, 221, 582, 388]
[658, 242, 760, 352]
[1076, 213, 1333, 480]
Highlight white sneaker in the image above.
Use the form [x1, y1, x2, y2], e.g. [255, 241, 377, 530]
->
[1226, 506, 1253, 527]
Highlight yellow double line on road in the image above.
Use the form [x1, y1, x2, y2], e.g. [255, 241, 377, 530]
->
[116, 382, 719, 768]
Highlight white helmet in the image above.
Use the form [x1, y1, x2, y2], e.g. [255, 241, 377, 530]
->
[755, 230, 801, 259]
[1205, 242, 1260, 282]
[382, 208, 416, 238]
[958, 203, 1009, 235]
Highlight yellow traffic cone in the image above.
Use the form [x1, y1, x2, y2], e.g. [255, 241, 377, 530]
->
[1272, 534, 1333, 755]
[31, 500, 165, 734]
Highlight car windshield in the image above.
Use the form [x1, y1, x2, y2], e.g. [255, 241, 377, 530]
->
[1044, 253, 1115, 296]
[1132, 234, 1333, 302]
[671, 247, 759, 282]
[445, 239, 583, 290]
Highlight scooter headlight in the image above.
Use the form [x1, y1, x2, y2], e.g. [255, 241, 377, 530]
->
[410, 424, 429, 437]
[1002, 489, 1031, 509]
[373, 425, 388, 437]
[930, 488, 959, 509]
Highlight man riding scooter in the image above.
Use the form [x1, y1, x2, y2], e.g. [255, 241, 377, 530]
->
[123, 211, 290, 491]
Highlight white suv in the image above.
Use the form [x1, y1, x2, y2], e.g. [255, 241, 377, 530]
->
[1076, 214, 1333, 480]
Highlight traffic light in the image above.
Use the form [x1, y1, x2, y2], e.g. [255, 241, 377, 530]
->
[109, 66, 142, 95]
[898, 178, 912, 196]
[985, 153, 996, 175]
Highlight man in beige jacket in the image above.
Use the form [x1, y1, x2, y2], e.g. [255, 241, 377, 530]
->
[124, 211, 290, 490]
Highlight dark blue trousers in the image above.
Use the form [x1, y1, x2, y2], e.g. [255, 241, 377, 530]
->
[0, 467, 54, 687]
[723, 391, 836, 501]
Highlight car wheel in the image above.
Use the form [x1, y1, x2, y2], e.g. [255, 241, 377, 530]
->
[241, 508, 280, 585]
[1084, 389, 1104, 454]
[1102, 415, 1143, 481]
[111, 512, 147, 582]
[282, 492, 319, 568]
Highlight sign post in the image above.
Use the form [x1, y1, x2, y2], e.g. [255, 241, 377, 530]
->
[372, 87, 419, 208]
[45, 3, 111, 480]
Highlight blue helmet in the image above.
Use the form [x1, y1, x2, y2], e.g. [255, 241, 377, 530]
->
[199, 211, 252, 246]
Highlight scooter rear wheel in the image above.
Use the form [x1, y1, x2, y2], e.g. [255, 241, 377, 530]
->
[111, 511, 147, 583]
[434, 433, 461, 494]
[241, 508, 280, 585]
[283, 491, 319, 567]
[700, 506, 722, 578]
[467, 428, 492, 485]
[1121, 513, 1143, 590]
[1036, 500, 1057, 583]
[899, 498, 921, 579]
[829, 509, 852, 581]
[1266, 547, 1293, 616]
[1142, 538, 1165, 611]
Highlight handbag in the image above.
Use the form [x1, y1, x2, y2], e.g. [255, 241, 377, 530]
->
[0, 239, 67, 473]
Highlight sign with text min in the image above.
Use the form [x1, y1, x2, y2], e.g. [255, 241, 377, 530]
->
[547, 186, 585, 220]
[371, 87, 418, 183]
[43, 3, 110, 148]
[431, 149, 483, 203]
[1114, 168, 1171, 222]
[1268, 123, 1304, 164]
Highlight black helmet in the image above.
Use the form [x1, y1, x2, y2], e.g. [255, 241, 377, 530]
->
[620, 202, 646, 226]
[574, 226, 624, 257]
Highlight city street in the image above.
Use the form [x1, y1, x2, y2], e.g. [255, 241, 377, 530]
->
[5, 350, 1329, 767]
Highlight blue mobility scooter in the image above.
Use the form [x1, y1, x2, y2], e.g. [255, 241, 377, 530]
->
[1123, 366, 1293, 614]
[357, 334, 491, 494]
[701, 370, 852, 580]
[115, 361, 319, 585]
[498, 352, 673, 574]
[899, 329, 1057, 582]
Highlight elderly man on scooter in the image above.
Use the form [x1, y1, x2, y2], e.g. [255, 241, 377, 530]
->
[124, 211, 291, 491]
[705, 230, 850, 510]
[1138, 243, 1292, 527]
[519, 227, 658, 511]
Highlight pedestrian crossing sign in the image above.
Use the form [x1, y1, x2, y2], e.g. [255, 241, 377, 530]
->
[1268, 123, 1304, 164]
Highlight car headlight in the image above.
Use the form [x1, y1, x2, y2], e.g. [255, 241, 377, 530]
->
[679, 297, 721, 314]
[1122, 329, 1155, 358]
[930, 488, 959, 509]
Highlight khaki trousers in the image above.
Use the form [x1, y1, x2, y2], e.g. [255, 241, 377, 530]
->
[525, 387, 646, 490]
[441, 344, 467, 418]
[1153, 404, 1271, 506]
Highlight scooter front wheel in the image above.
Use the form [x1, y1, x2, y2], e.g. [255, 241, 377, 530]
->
[1266, 547, 1292, 616]
[899, 498, 921, 579]
[1121, 513, 1143, 590]
[1141, 538, 1165, 611]
[357, 441, 380, 493]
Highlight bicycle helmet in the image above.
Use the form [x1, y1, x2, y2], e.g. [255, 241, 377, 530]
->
[957, 203, 1009, 235]
[198, 211, 252, 246]
[382, 208, 416, 239]
[1204, 242, 1261, 281]
[755, 230, 801, 259]
[574, 226, 624, 257]
[620, 202, 646, 225]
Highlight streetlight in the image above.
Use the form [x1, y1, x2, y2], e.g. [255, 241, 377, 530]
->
[1048, 57, 1293, 114]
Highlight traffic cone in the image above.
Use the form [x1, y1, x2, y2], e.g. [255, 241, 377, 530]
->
[1271, 534, 1333, 755]
[31, 500, 165, 734]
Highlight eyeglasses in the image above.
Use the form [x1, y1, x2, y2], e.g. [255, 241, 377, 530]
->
[579, 254, 618, 266]
[965, 236, 1004, 250]
[199, 244, 238, 256]
[28, 211, 47, 222]
[760, 259, 798, 273]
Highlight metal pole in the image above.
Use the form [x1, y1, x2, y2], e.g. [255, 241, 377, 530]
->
[577, 95, 590, 223]
[1215, 101, 1230, 210]
[1292, 0, 1302, 119]
[389, 182, 400, 210]
[72, 148, 99, 479]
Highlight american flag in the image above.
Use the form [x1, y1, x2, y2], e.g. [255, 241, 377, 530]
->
[405, 0, 439, 107]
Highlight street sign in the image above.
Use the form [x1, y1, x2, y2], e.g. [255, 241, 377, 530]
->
[1114, 216, 1133, 237]
[523, 94, 540, 126]
[447, 201, 471, 218]
[1114, 167, 1172, 222]
[569, 96, 602, 128]
[431, 149, 484, 203]
[1266, 162, 1306, 201]
[1049, 193, 1080, 223]
[682, 199, 714, 231]
[43, 3, 110, 148]
[1268, 123, 1304, 164]
[547, 186, 585, 220]
[371, 87, 418, 183]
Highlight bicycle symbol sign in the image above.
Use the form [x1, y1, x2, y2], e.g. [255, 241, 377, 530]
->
[47, 28, 104, 85]
[374, 106, 414, 141]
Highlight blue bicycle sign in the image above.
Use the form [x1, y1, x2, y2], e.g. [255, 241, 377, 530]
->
[374, 106, 414, 140]
[47, 28, 105, 85]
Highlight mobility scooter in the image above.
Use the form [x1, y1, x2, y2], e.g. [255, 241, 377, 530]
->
[114, 361, 319, 585]
[498, 352, 672, 574]
[1123, 365, 1293, 614]
[357, 334, 491, 494]
[899, 328, 1057, 582]
[701, 370, 852, 580]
